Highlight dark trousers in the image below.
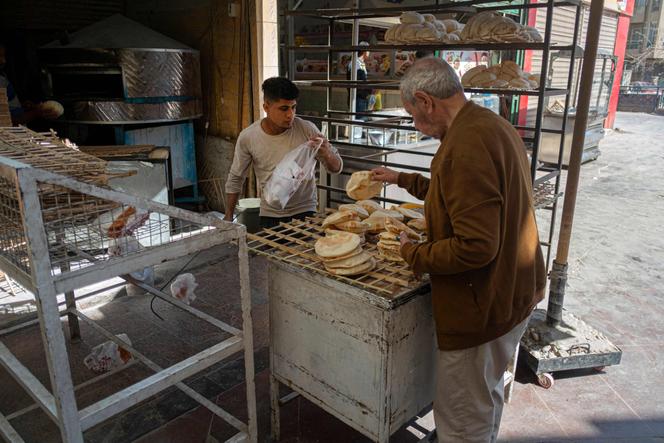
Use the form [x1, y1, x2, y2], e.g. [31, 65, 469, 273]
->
[259, 211, 316, 230]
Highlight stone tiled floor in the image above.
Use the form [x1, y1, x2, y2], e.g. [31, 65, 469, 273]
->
[0, 112, 663, 442]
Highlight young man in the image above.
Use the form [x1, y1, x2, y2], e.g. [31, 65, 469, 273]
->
[224, 77, 342, 229]
[372, 58, 545, 442]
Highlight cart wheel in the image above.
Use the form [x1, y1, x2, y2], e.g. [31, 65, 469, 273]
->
[593, 366, 606, 372]
[537, 373, 554, 389]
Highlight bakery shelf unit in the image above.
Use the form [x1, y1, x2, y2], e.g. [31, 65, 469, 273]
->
[0, 127, 257, 442]
[283, 0, 583, 275]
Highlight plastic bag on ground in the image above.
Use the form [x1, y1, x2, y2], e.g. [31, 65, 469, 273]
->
[263, 137, 323, 210]
[84, 333, 133, 374]
[170, 273, 198, 305]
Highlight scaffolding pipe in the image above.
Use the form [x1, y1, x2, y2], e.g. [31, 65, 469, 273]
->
[547, 0, 605, 326]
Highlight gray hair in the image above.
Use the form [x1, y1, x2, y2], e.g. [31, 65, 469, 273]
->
[400, 57, 463, 104]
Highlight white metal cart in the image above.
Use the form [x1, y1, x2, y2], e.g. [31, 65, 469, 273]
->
[0, 127, 257, 442]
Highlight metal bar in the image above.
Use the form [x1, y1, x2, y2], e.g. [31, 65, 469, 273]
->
[530, 0, 555, 182]
[304, 115, 415, 131]
[279, 391, 300, 405]
[534, 169, 561, 186]
[547, 0, 605, 326]
[78, 329, 244, 430]
[0, 342, 58, 422]
[6, 360, 139, 421]
[283, 0, 580, 18]
[0, 281, 126, 337]
[123, 275, 242, 336]
[53, 230, 231, 294]
[16, 168, 84, 443]
[22, 166, 237, 233]
[237, 235, 258, 443]
[0, 256, 36, 294]
[0, 412, 24, 443]
[287, 43, 577, 53]
[546, 2, 583, 273]
[331, 140, 436, 157]
[340, 154, 431, 172]
[318, 185, 408, 205]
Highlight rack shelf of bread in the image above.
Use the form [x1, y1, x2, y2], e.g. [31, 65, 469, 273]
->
[247, 171, 428, 296]
[461, 60, 540, 90]
[383, 11, 542, 45]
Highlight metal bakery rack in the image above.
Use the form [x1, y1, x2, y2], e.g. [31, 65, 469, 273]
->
[282, 0, 623, 392]
[0, 126, 257, 442]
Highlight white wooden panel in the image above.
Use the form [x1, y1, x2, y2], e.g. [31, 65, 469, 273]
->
[386, 292, 436, 432]
[270, 264, 385, 437]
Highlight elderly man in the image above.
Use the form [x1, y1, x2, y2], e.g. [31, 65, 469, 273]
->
[373, 58, 545, 442]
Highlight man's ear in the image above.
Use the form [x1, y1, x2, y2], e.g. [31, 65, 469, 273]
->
[263, 101, 269, 113]
[413, 91, 433, 113]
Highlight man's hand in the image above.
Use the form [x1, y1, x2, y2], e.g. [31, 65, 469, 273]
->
[311, 135, 341, 173]
[372, 167, 399, 185]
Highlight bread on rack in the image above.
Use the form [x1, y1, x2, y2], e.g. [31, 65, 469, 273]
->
[338, 203, 369, 219]
[400, 11, 425, 25]
[322, 210, 358, 228]
[462, 61, 538, 90]
[356, 199, 382, 214]
[315, 231, 361, 258]
[335, 220, 370, 235]
[316, 231, 375, 276]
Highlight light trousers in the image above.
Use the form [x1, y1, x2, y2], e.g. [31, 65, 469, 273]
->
[433, 314, 530, 443]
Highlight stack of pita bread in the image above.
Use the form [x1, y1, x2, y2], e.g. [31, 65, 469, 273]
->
[459, 11, 542, 43]
[461, 61, 539, 90]
[315, 231, 376, 276]
[382, 10, 541, 45]
[384, 12, 464, 44]
[376, 217, 422, 262]
[389, 205, 427, 233]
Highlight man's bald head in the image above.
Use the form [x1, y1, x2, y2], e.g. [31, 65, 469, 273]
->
[400, 57, 463, 104]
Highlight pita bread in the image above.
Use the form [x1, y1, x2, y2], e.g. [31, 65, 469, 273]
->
[335, 220, 370, 234]
[356, 200, 382, 214]
[391, 205, 424, 220]
[365, 217, 387, 234]
[378, 231, 399, 242]
[368, 209, 404, 222]
[322, 210, 357, 228]
[338, 204, 369, 219]
[315, 232, 361, 258]
[377, 245, 404, 262]
[325, 229, 365, 244]
[323, 250, 372, 269]
[321, 244, 362, 260]
[378, 239, 401, 251]
[385, 217, 421, 240]
[407, 218, 427, 232]
[346, 171, 383, 201]
[325, 257, 376, 276]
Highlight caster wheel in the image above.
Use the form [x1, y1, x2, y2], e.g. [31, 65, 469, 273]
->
[593, 366, 606, 372]
[537, 373, 554, 389]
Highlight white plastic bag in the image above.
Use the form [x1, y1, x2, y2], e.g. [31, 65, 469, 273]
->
[84, 333, 133, 374]
[170, 273, 198, 305]
[108, 236, 154, 284]
[263, 138, 323, 210]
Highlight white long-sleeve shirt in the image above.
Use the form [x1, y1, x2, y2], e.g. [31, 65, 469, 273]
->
[225, 117, 343, 218]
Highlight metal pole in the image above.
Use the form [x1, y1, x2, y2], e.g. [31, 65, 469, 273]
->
[547, 0, 605, 326]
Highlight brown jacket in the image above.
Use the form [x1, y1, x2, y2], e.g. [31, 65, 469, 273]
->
[400, 101, 545, 351]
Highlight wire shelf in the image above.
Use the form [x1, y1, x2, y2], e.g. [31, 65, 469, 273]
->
[247, 214, 426, 298]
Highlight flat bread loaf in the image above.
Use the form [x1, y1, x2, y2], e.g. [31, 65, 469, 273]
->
[314, 232, 361, 258]
[346, 171, 383, 200]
